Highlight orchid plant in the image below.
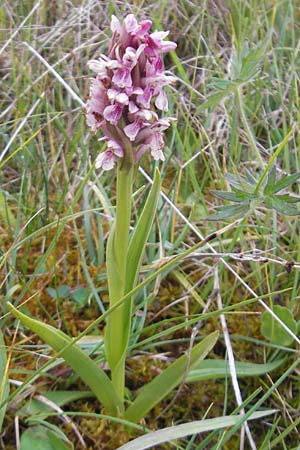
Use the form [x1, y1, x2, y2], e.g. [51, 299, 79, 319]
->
[8, 14, 218, 422]
[86, 14, 178, 401]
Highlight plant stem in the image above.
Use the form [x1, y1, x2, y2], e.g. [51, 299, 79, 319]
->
[106, 161, 134, 403]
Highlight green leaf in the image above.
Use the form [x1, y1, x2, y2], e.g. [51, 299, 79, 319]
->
[20, 425, 73, 450]
[261, 305, 297, 346]
[263, 166, 277, 194]
[71, 287, 90, 307]
[274, 194, 300, 204]
[57, 285, 70, 298]
[265, 197, 300, 216]
[126, 168, 161, 293]
[244, 168, 259, 185]
[117, 410, 276, 450]
[0, 330, 9, 432]
[208, 78, 234, 90]
[46, 287, 58, 299]
[225, 172, 255, 192]
[266, 171, 300, 194]
[0, 190, 15, 230]
[206, 204, 249, 221]
[211, 190, 258, 203]
[197, 88, 234, 112]
[105, 223, 120, 366]
[105, 164, 134, 398]
[46, 285, 70, 300]
[124, 331, 219, 423]
[186, 358, 285, 383]
[7, 302, 122, 416]
[47, 429, 73, 450]
[239, 35, 271, 81]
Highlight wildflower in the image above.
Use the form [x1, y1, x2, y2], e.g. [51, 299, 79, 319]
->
[86, 14, 176, 170]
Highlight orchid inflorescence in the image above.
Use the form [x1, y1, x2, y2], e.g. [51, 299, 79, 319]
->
[86, 14, 177, 170]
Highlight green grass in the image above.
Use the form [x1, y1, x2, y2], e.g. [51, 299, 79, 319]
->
[1, 0, 300, 448]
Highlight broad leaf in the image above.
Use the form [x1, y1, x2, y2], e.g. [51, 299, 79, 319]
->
[124, 331, 219, 423]
[7, 303, 122, 416]
[261, 305, 297, 346]
[20, 425, 73, 450]
[117, 410, 276, 450]
[187, 358, 285, 382]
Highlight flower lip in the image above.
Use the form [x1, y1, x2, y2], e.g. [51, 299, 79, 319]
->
[112, 67, 132, 88]
[103, 103, 123, 125]
[124, 119, 144, 141]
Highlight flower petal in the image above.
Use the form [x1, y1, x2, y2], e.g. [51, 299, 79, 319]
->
[103, 103, 123, 124]
[107, 139, 124, 157]
[136, 85, 154, 109]
[124, 14, 139, 33]
[95, 150, 117, 170]
[155, 89, 168, 111]
[111, 15, 122, 33]
[128, 100, 139, 114]
[112, 67, 132, 88]
[124, 119, 144, 141]
[136, 20, 152, 37]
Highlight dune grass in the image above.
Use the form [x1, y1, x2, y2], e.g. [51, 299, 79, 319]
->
[1, 0, 300, 448]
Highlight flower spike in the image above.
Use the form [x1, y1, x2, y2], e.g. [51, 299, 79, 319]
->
[86, 14, 176, 170]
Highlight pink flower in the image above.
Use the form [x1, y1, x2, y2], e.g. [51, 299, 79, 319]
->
[86, 14, 176, 170]
[136, 85, 154, 108]
[136, 131, 165, 161]
[124, 14, 139, 34]
[145, 31, 177, 56]
[95, 140, 124, 170]
[112, 67, 132, 88]
[122, 45, 145, 68]
[103, 103, 123, 125]
[124, 119, 144, 141]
